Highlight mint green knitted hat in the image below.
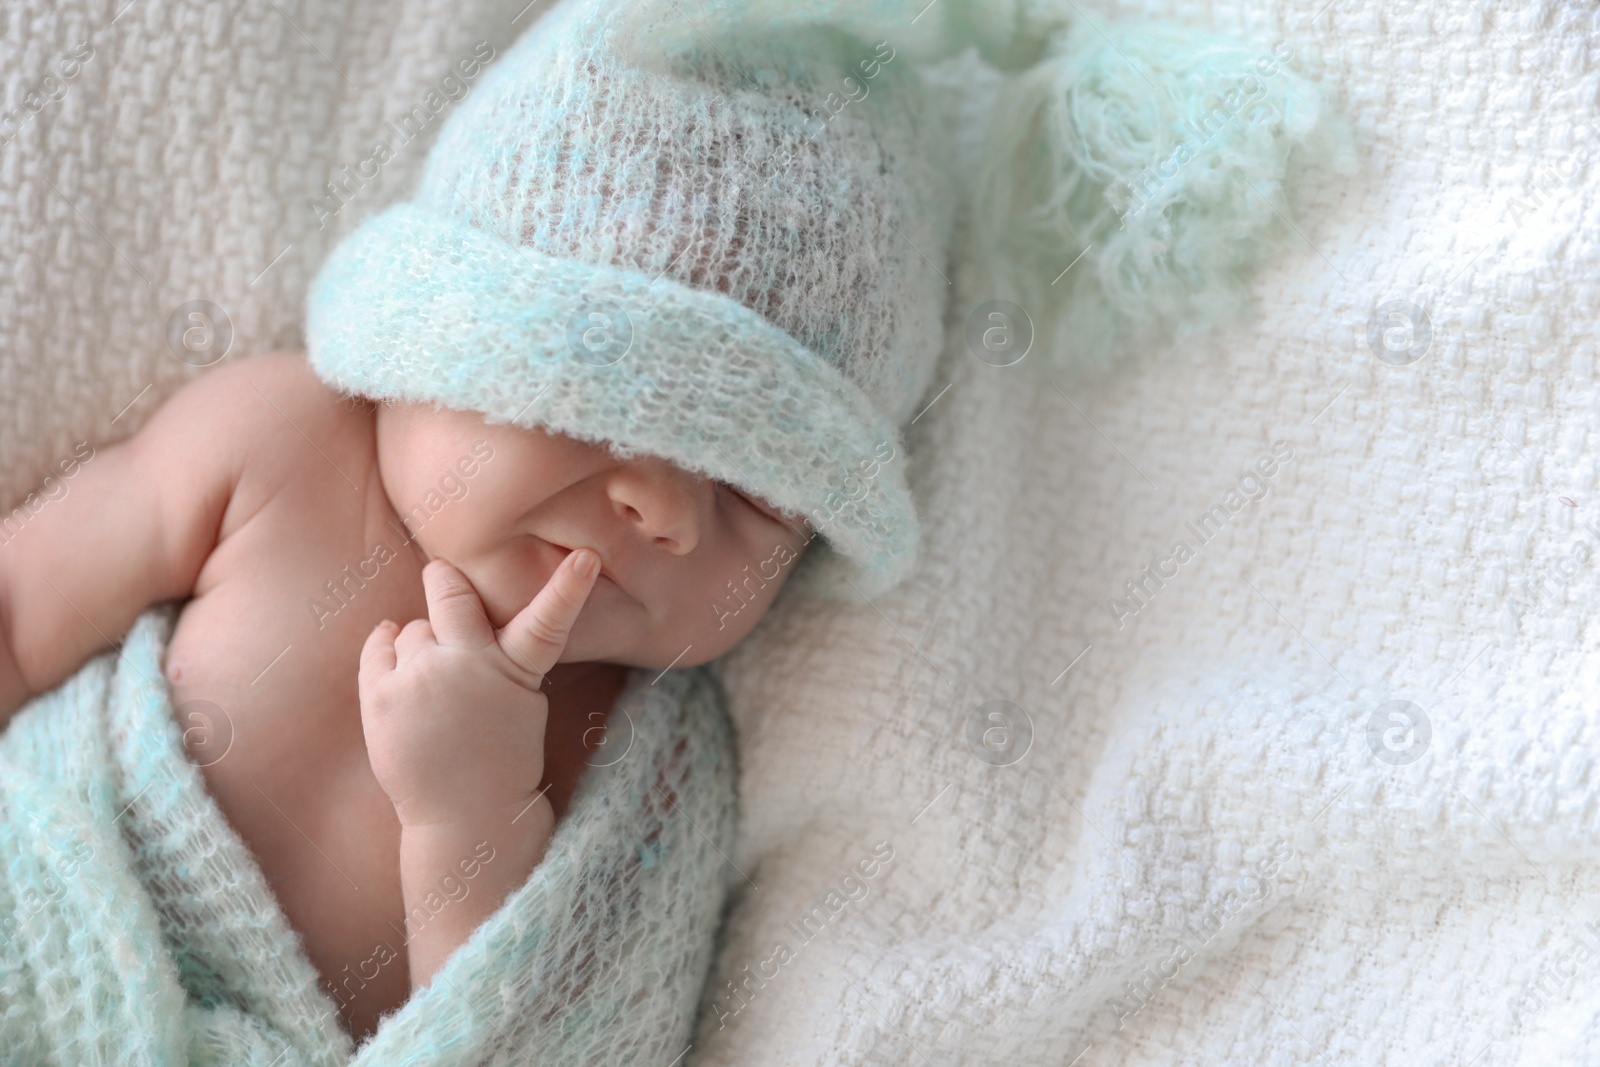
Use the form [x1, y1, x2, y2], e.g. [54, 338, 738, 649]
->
[306, 0, 1350, 600]
[305, 0, 955, 601]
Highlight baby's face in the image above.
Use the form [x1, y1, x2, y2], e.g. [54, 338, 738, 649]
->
[374, 401, 813, 668]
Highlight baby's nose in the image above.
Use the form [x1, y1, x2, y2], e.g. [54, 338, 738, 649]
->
[604, 458, 707, 555]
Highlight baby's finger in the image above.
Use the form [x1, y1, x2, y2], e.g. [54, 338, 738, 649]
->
[393, 616, 436, 657]
[498, 548, 600, 684]
[359, 619, 399, 683]
[422, 558, 496, 648]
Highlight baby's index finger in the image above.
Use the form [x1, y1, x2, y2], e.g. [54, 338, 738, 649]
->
[498, 548, 600, 684]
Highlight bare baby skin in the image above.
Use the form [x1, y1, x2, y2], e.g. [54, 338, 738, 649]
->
[0, 351, 811, 1041]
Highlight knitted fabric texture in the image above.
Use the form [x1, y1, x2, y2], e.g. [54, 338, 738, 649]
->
[305, 0, 958, 601]
[304, 0, 1345, 601]
[11, 0, 1581, 1062]
[649, 0, 1354, 374]
[684, 2, 1600, 1063]
[0, 607, 736, 1065]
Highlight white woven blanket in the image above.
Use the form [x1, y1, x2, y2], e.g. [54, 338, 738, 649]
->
[5, 0, 1597, 1063]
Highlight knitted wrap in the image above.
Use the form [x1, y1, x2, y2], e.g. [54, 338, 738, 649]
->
[0, 607, 736, 1065]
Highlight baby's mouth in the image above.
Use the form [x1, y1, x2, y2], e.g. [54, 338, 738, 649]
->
[545, 539, 631, 602]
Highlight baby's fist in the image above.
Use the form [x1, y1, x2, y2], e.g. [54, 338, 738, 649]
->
[357, 551, 600, 828]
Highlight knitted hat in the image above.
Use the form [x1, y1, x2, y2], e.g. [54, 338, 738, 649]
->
[306, 0, 1350, 601]
[305, 0, 956, 601]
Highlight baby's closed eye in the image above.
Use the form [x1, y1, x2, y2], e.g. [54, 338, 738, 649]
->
[716, 481, 791, 526]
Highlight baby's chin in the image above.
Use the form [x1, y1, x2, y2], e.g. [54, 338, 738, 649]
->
[558, 613, 723, 672]
[548, 591, 633, 664]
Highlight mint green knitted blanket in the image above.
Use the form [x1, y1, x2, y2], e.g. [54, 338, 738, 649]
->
[0, 606, 736, 1065]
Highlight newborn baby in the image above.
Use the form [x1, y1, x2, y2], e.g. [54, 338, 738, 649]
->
[0, 349, 811, 1039]
[0, 0, 959, 1056]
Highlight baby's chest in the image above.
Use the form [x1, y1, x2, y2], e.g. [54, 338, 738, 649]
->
[161, 482, 433, 1028]
[164, 477, 431, 795]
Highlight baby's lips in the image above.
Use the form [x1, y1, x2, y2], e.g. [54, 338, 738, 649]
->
[545, 538, 629, 601]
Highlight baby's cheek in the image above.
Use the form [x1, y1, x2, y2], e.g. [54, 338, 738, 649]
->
[469, 540, 549, 629]
[692, 565, 782, 657]
[402, 481, 497, 562]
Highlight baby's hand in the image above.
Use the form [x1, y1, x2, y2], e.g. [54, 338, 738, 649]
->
[358, 550, 600, 829]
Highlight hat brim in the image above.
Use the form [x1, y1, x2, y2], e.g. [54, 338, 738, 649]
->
[304, 202, 917, 600]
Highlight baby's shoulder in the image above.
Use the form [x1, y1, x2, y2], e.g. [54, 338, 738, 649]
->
[166, 351, 370, 480]
[136, 351, 374, 539]
[189, 350, 360, 439]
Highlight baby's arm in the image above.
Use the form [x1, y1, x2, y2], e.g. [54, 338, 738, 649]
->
[0, 358, 281, 723]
